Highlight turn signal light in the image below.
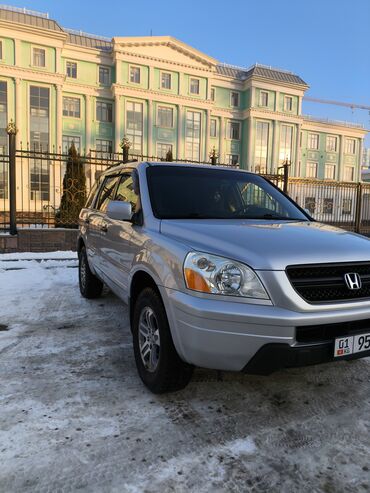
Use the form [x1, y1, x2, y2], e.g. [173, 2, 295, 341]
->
[184, 268, 211, 293]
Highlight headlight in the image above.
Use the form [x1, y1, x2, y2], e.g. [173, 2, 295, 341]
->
[184, 252, 269, 300]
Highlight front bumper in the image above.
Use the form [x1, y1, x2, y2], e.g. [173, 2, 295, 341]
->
[243, 342, 370, 375]
[162, 287, 370, 372]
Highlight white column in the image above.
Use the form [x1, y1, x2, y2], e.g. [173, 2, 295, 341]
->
[250, 87, 255, 108]
[205, 109, 211, 162]
[298, 96, 303, 115]
[272, 120, 279, 173]
[56, 84, 63, 151]
[247, 117, 253, 170]
[55, 47, 62, 74]
[149, 66, 154, 91]
[85, 95, 92, 153]
[357, 138, 363, 182]
[177, 105, 183, 159]
[338, 135, 345, 181]
[114, 93, 121, 152]
[219, 116, 225, 163]
[275, 91, 280, 112]
[15, 78, 22, 148]
[14, 39, 21, 66]
[179, 73, 185, 96]
[293, 124, 301, 177]
[147, 99, 153, 157]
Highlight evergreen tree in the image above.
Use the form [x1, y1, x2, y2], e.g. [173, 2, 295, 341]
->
[165, 148, 173, 162]
[57, 144, 86, 228]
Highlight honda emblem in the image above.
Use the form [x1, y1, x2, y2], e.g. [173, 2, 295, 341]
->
[344, 272, 362, 290]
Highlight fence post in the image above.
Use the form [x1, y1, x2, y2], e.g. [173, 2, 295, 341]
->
[355, 182, 363, 234]
[283, 163, 289, 194]
[7, 120, 17, 236]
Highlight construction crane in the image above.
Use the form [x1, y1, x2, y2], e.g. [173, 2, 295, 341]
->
[303, 96, 370, 112]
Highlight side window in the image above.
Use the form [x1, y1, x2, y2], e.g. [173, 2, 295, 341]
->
[85, 178, 101, 208]
[114, 172, 139, 212]
[239, 182, 284, 215]
[95, 175, 120, 212]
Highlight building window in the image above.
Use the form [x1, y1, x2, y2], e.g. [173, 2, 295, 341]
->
[308, 133, 319, 150]
[62, 135, 81, 153]
[226, 154, 239, 166]
[345, 138, 356, 154]
[279, 125, 293, 163]
[306, 161, 318, 178]
[96, 139, 113, 157]
[126, 101, 143, 154]
[305, 197, 316, 214]
[96, 101, 112, 123]
[157, 143, 173, 159]
[260, 91, 268, 107]
[0, 80, 8, 199]
[157, 106, 173, 128]
[255, 121, 269, 172]
[0, 41, 3, 60]
[185, 111, 201, 161]
[326, 135, 338, 152]
[210, 118, 217, 138]
[32, 47, 45, 67]
[29, 86, 50, 200]
[342, 198, 352, 215]
[66, 61, 77, 78]
[190, 78, 200, 95]
[323, 198, 334, 214]
[130, 66, 141, 84]
[324, 163, 336, 180]
[99, 66, 110, 85]
[62, 97, 80, 118]
[284, 96, 293, 112]
[230, 92, 240, 108]
[161, 72, 171, 90]
[210, 87, 215, 101]
[227, 121, 240, 140]
[344, 166, 354, 182]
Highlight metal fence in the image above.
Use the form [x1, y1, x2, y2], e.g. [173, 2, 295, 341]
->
[6, 131, 370, 235]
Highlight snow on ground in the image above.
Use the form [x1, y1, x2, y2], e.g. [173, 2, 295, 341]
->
[0, 256, 369, 492]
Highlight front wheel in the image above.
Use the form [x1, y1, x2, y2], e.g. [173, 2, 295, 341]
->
[132, 287, 193, 393]
[78, 246, 103, 299]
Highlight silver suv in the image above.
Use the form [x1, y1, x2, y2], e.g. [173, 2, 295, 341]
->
[78, 162, 370, 393]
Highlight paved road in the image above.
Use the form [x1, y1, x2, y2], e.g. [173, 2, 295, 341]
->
[0, 261, 369, 492]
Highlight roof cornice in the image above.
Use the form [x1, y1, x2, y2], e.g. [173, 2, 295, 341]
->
[0, 19, 67, 42]
[113, 36, 218, 68]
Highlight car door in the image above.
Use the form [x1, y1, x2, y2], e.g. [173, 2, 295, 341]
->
[88, 174, 121, 277]
[99, 170, 140, 302]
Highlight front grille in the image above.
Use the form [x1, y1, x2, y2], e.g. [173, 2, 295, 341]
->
[286, 262, 370, 304]
[296, 318, 370, 343]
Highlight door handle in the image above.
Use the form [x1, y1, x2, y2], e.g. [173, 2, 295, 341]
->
[100, 223, 108, 233]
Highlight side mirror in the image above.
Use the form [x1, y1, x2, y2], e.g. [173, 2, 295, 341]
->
[106, 201, 132, 221]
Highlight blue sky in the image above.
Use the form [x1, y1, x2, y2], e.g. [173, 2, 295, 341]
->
[7, 0, 370, 144]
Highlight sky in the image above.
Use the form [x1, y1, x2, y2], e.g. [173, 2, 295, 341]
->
[5, 0, 370, 145]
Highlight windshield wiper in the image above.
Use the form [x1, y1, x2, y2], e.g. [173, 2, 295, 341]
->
[246, 213, 307, 221]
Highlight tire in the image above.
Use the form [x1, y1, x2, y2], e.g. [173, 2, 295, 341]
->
[132, 287, 193, 393]
[78, 246, 103, 299]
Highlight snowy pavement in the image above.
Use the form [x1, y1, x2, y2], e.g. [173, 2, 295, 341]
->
[0, 254, 369, 492]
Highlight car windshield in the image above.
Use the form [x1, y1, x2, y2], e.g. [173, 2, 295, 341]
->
[146, 166, 308, 221]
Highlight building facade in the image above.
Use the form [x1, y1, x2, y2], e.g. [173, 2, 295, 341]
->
[0, 4, 367, 195]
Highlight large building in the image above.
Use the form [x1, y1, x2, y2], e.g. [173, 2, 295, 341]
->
[0, 4, 367, 191]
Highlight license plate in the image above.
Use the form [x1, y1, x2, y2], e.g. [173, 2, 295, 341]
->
[334, 332, 370, 357]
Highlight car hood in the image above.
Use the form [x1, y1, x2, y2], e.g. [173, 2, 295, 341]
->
[160, 219, 370, 270]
